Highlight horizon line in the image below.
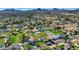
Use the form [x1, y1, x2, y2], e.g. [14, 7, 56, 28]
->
[0, 8, 78, 11]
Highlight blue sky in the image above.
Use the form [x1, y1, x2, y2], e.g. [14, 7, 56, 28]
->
[0, 8, 78, 11]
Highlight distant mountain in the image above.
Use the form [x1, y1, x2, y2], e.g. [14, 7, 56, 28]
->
[75, 9, 79, 11]
[32, 8, 48, 11]
[0, 8, 78, 17]
[3, 9, 21, 11]
[52, 8, 59, 11]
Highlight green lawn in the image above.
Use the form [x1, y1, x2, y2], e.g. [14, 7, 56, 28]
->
[10, 33, 22, 43]
[32, 32, 48, 40]
[0, 38, 5, 48]
[24, 44, 33, 50]
[51, 29, 62, 35]
[10, 35, 17, 43]
[37, 41, 45, 46]
[59, 45, 64, 49]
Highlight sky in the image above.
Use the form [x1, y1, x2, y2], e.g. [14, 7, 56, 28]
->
[0, 8, 78, 11]
[0, 8, 34, 11]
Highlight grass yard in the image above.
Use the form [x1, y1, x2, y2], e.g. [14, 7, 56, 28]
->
[50, 29, 62, 35]
[0, 38, 5, 48]
[32, 32, 48, 40]
[24, 44, 33, 50]
[10, 33, 22, 44]
[37, 41, 45, 46]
